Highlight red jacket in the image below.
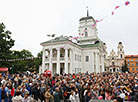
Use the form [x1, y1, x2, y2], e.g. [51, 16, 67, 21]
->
[11, 88, 14, 96]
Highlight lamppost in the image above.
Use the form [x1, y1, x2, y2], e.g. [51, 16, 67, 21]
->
[47, 34, 55, 72]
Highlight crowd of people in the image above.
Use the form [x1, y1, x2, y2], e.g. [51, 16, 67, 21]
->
[0, 71, 138, 102]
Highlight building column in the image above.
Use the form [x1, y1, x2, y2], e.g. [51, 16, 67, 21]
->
[49, 48, 53, 72]
[91, 52, 94, 72]
[42, 48, 45, 73]
[65, 47, 68, 74]
[70, 49, 73, 74]
[101, 54, 104, 72]
[56, 48, 60, 74]
[96, 52, 99, 73]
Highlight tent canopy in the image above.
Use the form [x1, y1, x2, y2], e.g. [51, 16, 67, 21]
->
[0, 67, 8, 71]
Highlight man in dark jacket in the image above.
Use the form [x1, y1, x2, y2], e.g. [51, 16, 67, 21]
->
[54, 87, 61, 102]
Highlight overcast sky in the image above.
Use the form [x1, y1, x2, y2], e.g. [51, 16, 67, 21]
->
[0, 0, 138, 56]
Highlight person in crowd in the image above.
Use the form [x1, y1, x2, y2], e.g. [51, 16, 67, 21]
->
[22, 91, 33, 102]
[69, 90, 75, 102]
[113, 97, 123, 102]
[74, 88, 80, 102]
[12, 90, 23, 102]
[45, 87, 53, 102]
[85, 91, 92, 102]
[1, 85, 6, 102]
[54, 87, 60, 102]
[32, 83, 39, 102]
[0, 71, 137, 101]
[39, 83, 45, 102]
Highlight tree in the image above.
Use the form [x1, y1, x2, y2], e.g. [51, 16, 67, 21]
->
[11, 49, 34, 73]
[0, 23, 15, 67]
[122, 60, 128, 72]
[34, 51, 42, 72]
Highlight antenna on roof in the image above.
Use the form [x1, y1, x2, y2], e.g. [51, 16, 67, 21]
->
[86, 6, 89, 17]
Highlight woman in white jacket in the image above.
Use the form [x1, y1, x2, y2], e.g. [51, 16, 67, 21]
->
[69, 91, 76, 102]
[12, 91, 23, 102]
[75, 89, 80, 102]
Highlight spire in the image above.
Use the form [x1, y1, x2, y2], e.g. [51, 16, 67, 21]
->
[86, 6, 89, 17]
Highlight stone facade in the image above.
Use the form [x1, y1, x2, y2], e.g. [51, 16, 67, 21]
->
[104, 42, 125, 72]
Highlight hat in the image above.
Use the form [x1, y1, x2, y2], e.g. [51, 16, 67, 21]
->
[25, 91, 29, 95]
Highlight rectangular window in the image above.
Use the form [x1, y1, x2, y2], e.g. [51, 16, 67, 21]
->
[60, 54, 63, 57]
[86, 56, 89, 62]
[75, 68, 76, 73]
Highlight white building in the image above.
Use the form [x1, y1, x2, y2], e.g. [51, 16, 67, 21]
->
[104, 42, 125, 72]
[40, 11, 106, 74]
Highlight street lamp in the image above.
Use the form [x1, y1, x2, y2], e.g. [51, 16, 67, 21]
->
[47, 34, 55, 48]
[47, 34, 55, 72]
[47, 34, 55, 37]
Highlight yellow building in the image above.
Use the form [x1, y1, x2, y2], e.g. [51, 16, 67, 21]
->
[125, 55, 138, 73]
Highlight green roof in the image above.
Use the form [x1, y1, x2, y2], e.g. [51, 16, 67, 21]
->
[41, 36, 71, 45]
[79, 41, 102, 48]
[41, 36, 102, 48]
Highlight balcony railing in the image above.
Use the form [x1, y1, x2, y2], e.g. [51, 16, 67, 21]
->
[53, 57, 57, 61]
[60, 57, 64, 61]
[45, 57, 71, 62]
[45, 58, 49, 62]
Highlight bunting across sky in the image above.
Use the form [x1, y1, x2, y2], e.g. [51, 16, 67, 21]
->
[78, 1, 131, 36]
[60, 1, 131, 49]
[0, 57, 40, 62]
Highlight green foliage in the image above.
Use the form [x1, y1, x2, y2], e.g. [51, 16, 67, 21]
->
[11, 49, 34, 73]
[0, 23, 15, 67]
[0, 23, 42, 73]
[34, 51, 42, 72]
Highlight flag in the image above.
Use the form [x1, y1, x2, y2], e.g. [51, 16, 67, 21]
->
[125, 1, 130, 6]
[93, 24, 95, 27]
[115, 6, 120, 9]
[73, 37, 78, 39]
[100, 19, 103, 22]
[112, 11, 114, 15]
[96, 20, 99, 22]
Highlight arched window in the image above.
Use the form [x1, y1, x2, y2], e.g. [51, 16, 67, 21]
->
[85, 31, 88, 37]
[112, 62, 115, 66]
[120, 54, 122, 58]
[85, 28, 88, 37]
